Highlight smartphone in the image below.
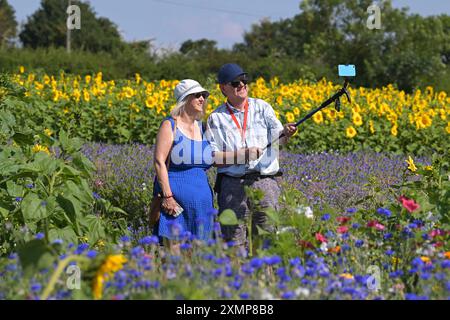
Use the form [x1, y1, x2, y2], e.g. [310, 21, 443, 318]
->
[173, 204, 184, 217]
[338, 65, 356, 77]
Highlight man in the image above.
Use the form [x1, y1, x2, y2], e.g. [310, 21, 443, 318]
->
[206, 63, 297, 253]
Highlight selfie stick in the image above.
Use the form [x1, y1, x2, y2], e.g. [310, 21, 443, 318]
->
[263, 78, 351, 151]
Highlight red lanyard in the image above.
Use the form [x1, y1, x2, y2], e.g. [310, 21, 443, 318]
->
[226, 99, 249, 142]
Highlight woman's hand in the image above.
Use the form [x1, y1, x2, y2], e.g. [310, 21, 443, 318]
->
[161, 196, 181, 216]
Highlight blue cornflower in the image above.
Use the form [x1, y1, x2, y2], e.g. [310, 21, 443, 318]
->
[35, 233, 45, 240]
[404, 293, 418, 300]
[346, 208, 357, 213]
[139, 235, 159, 245]
[8, 253, 18, 260]
[52, 239, 63, 245]
[230, 280, 242, 290]
[352, 223, 360, 229]
[277, 282, 287, 290]
[376, 208, 391, 217]
[420, 273, 431, 280]
[355, 239, 364, 247]
[262, 239, 271, 250]
[25, 183, 34, 188]
[321, 214, 331, 221]
[15, 197, 23, 202]
[30, 283, 42, 293]
[305, 250, 315, 257]
[202, 253, 214, 261]
[74, 243, 89, 254]
[441, 260, 450, 269]
[250, 258, 264, 269]
[223, 265, 232, 277]
[276, 267, 286, 277]
[408, 223, 418, 229]
[281, 291, 295, 299]
[131, 246, 144, 257]
[411, 257, 425, 267]
[289, 257, 301, 266]
[180, 243, 192, 251]
[385, 249, 394, 256]
[213, 268, 222, 278]
[241, 264, 255, 275]
[239, 292, 250, 299]
[92, 192, 101, 200]
[383, 233, 393, 240]
[422, 233, 430, 240]
[264, 255, 282, 266]
[341, 244, 350, 251]
[325, 230, 334, 238]
[120, 235, 131, 243]
[86, 250, 97, 259]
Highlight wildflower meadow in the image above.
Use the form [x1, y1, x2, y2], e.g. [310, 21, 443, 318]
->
[0, 69, 449, 301]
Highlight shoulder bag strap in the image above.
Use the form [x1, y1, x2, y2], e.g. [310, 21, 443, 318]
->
[165, 117, 177, 170]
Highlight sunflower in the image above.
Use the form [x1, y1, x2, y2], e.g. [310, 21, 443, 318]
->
[286, 112, 295, 123]
[346, 126, 357, 138]
[352, 112, 363, 126]
[405, 156, 417, 172]
[313, 111, 323, 124]
[391, 124, 398, 137]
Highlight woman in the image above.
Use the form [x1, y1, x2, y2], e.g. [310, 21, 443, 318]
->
[153, 79, 214, 250]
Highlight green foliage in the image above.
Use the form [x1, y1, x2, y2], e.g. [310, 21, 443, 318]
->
[19, 0, 124, 53]
[0, 0, 17, 47]
[0, 79, 128, 255]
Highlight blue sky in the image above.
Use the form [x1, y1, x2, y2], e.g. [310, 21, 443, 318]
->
[8, 0, 450, 49]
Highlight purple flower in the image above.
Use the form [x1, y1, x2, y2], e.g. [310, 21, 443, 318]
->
[35, 233, 45, 240]
[281, 291, 295, 299]
[376, 208, 391, 217]
[250, 258, 264, 269]
[120, 235, 131, 243]
[139, 236, 159, 245]
[86, 250, 97, 259]
[239, 292, 250, 299]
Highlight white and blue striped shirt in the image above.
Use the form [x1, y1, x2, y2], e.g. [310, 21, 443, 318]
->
[206, 97, 284, 177]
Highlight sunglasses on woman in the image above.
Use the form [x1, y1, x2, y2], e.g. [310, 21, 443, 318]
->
[193, 92, 209, 99]
[229, 79, 248, 88]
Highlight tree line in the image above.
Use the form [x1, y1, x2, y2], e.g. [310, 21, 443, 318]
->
[0, 0, 449, 92]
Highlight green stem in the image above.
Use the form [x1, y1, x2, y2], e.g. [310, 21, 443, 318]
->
[40, 255, 88, 300]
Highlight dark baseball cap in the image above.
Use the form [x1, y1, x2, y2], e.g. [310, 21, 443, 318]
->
[218, 63, 248, 84]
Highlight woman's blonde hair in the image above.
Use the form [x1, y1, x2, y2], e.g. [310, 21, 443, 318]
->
[170, 94, 208, 121]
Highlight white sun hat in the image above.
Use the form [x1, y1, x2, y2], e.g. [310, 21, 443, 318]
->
[174, 79, 210, 103]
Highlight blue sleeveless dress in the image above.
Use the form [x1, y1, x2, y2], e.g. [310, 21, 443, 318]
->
[153, 117, 214, 241]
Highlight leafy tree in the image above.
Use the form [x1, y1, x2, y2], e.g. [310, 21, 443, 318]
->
[236, 0, 449, 91]
[0, 0, 17, 47]
[19, 0, 124, 53]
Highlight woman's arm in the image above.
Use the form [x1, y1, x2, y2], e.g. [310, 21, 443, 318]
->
[154, 120, 179, 215]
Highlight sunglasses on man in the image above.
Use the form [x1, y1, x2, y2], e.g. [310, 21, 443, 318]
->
[229, 78, 249, 88]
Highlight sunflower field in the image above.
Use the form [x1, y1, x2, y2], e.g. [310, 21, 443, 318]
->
[0, 68, 449, 301]
[3, 67, 449, 155]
